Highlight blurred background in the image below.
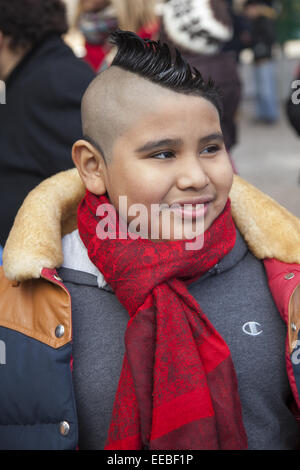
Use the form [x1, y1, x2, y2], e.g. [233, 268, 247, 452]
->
[63, 0, 300, 217]
[0, 0, 300, 263]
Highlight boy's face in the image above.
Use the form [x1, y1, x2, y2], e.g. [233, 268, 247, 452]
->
[100, 93, 233, 240]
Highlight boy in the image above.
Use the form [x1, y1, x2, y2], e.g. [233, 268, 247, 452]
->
[1, 31, 300, 450]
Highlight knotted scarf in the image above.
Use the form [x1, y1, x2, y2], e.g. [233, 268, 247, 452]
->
[77, 191, 248, 450]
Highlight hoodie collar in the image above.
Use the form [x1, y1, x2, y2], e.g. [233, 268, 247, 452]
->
[61, 229, 107, 289]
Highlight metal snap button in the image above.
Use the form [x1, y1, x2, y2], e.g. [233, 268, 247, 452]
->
[55, 324, 65, 338]
[291, 322, 297, 332]
[54, 274, 62, 282]
[285, 273, 295, 280]
[59, 421, 70, 436]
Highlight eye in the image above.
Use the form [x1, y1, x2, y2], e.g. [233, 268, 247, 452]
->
[150, 151, 175, 160]
[201, 144, 220, 155]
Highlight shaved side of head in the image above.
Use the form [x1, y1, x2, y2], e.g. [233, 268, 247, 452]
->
[81, 66, 178, 162]
[81, 31, 223, 163]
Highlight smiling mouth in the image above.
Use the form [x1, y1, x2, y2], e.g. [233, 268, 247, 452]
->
[171, 202, 210, 219]
[158, 200, 212, 220]
[168, 196, 215, 217]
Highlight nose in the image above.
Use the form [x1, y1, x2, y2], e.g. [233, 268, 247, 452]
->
[175, 154, 210, 191]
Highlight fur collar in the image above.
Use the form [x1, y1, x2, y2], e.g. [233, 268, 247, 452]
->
[3, 168, 300, 281]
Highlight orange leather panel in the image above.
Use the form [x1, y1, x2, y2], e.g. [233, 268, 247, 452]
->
[0, 267, 71, 349]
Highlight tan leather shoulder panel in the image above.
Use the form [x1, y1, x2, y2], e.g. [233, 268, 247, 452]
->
[289, 283, 300, 354]
[0, 267, 71, 349]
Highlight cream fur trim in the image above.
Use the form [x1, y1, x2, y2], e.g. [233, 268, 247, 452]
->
[3, 169, 300, 281]
[3, 169, 85, 281]
[230, 175, 300, 264]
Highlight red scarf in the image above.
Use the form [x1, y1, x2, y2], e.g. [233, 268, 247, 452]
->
[77, 192, 248, 450]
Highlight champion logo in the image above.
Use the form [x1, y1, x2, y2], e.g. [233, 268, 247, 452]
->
[242, 322, 263, 336]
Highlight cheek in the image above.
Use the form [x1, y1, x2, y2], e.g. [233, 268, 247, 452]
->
[105, 162, 171, 209]
[208, 157, 233, 212]
[214, 157, 234, 198]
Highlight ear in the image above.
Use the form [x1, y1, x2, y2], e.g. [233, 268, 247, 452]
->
[72, 139, 106, 195]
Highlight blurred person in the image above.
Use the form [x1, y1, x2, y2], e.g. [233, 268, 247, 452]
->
[111, 0, 160, 40]
[244, 0, 279, 124]
[160, 0, 241, 152]
[101, 0, 160, 70]
[77, 0, 118, 71]
[0, 0, 95, 247]
[222, 0, 253, 62]
[77, 0, 159, 72]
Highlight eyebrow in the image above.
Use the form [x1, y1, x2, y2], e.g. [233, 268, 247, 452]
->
[199, 133, 224, 146]
[135, 138, 182, 153]
[135, 133, 224, 153]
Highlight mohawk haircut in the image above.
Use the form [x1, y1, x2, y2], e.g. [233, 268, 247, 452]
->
[109, 30, 223, 119]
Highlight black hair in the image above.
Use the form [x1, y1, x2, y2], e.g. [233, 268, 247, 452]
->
[0, 0, 68, 50]
[109, 30, 223, 118]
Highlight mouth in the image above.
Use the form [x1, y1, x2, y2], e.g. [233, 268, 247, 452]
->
[164, 197, 215, 219]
